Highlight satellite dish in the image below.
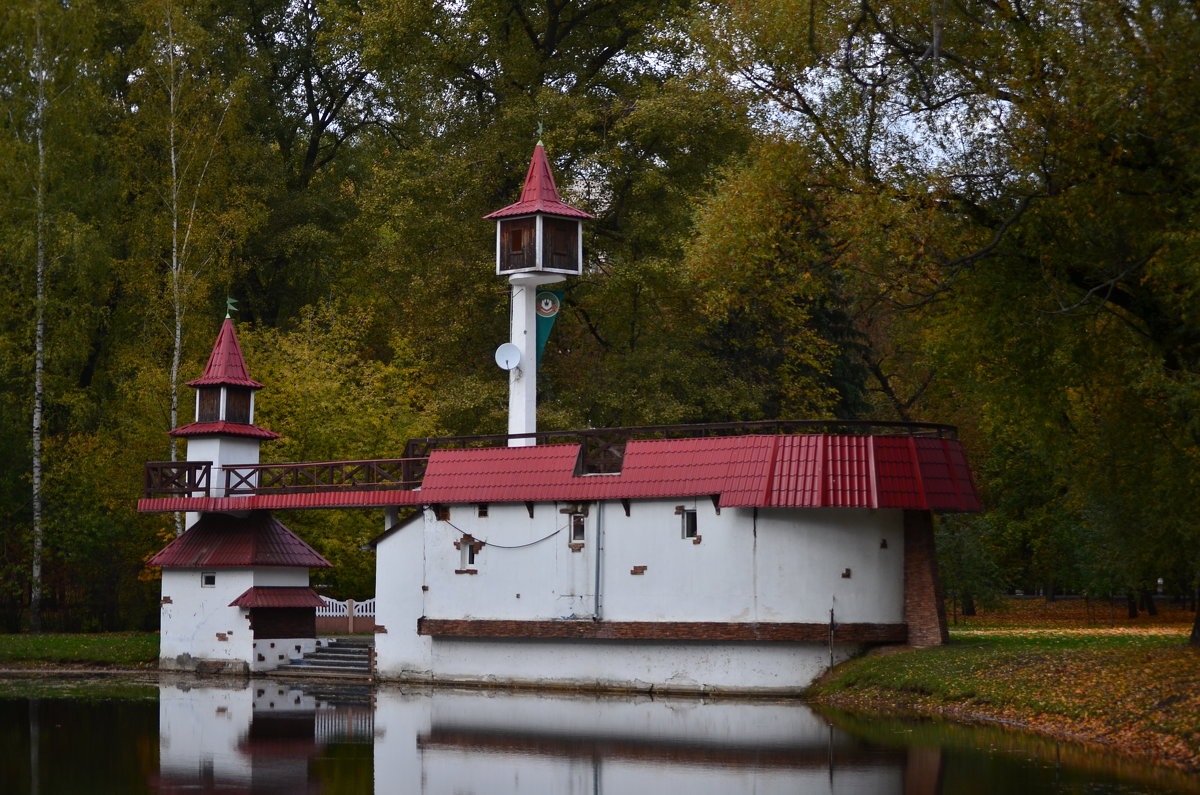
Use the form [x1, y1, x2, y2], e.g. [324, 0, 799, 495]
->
[494, 342, 522, 371]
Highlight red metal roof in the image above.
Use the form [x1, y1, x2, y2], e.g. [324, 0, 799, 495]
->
[228, 586, 325, 608]
[147, 511, 332, 568]
[139, 434, 981, 514]
[414, 434, 980, 511]
[188, 318, 265, 388]
[168, 421, 281, 439]
[484, 144, 595, 220]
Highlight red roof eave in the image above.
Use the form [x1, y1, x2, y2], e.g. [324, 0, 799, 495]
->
[229, 586, 325, 609]
[169, 421, 280, 439]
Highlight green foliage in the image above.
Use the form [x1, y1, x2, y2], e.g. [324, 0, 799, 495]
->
[684, 139, 870, 419]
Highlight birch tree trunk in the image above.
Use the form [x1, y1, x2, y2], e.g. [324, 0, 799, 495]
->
[146, 2, 229, 535]
[29, 10, 47, 633]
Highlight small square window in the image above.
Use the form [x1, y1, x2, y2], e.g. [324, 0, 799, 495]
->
[433, 505, 450, 521]
[477, 504, 489, 518]
[201, 572, 216, 588]
[571, 514, 586, 542]
[681, 509, 698, 539]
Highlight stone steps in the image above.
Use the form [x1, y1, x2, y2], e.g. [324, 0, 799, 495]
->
[273, 638, 373, 679]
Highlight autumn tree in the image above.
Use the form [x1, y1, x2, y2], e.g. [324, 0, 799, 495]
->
[706, 0, 1200, 632]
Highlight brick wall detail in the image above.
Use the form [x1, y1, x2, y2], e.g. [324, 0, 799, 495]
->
[903, 510, 950, 646]
[417, 618, 907, 644]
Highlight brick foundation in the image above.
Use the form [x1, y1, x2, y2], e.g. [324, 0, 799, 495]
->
[417, 618, 907, 644]
[903, 510, 949, 646]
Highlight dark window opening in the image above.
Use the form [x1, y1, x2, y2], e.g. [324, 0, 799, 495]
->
[477, 504, 489, 518]
[434, 505, 450, 521]
[226, 388, 252, 424]
[571, 514, 586, 542]
[201, 572, 216, 587]
[197, 389, 220, 422]
[543, 217, 578, 272]
[499, 217, 536, 272]
[681, 509, 698, 539]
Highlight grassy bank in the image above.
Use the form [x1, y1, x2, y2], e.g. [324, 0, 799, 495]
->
[810, 600, 1200, 772]
[0, 633, 158, 668]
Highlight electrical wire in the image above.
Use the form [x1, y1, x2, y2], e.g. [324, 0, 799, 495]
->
[442, 516, 565, 549]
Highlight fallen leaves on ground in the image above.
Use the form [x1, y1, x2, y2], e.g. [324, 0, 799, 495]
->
[813, 601, 1200, 772]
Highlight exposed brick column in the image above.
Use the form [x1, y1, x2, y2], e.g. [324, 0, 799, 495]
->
[904, 510, 949, 646]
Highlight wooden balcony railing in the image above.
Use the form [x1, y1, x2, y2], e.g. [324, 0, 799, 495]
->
[223, 458, 423, 495]
[142, 458, 425, 499]
[145, 461, 212, 497]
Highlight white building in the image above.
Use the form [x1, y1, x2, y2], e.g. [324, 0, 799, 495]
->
[369, 432, 976, 693]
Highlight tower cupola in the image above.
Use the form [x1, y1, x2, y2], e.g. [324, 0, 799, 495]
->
[188, 317, 264, 425]
[170, 317, 278, 491]
[485, 142, 594, 278]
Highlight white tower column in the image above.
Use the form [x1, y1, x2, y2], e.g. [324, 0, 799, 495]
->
[507, 272, 561, 446]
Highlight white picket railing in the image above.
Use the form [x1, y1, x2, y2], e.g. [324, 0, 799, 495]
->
[316, 596, 376, 634]
[317, 596, 376, 617]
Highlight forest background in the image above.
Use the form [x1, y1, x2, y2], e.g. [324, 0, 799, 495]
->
[2, 0, 1198, 635]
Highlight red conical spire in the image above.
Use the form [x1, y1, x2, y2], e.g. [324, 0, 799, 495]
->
[187, 318, 264, 389]
[484, 143, 594, 220]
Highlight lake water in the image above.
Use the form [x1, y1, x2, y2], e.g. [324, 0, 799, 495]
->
[1, 675, 1196, 794]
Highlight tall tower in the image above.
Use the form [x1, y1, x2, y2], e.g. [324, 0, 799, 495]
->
[484, 143, 592, 446]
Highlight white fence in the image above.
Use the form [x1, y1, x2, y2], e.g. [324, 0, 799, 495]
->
[317, 596, 376, 617]
[316, 596, 376, 633]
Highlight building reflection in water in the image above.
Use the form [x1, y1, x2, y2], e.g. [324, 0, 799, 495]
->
[154, 679, 932, 794]
[155, 678, 376, 793]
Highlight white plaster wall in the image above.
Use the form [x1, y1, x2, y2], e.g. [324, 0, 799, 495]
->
[423, 503, 593, 621]
[412, 500, 904, 626]
[374, 507, 433, 678]
[159, 568, 254, 669]
[185, 436, 261, 495]
[601, 503, 904, 624]
[251, 567, 309, 587]
[426, 638, 860, 693]
[752, 507, 905, 624]
[159, 566, 313, 670]
[251, 637, 316, 670]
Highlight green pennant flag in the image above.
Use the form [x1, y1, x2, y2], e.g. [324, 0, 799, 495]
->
[535, 291, 562, 364]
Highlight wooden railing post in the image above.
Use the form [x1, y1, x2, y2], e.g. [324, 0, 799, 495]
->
[346, 599, 356, 634]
